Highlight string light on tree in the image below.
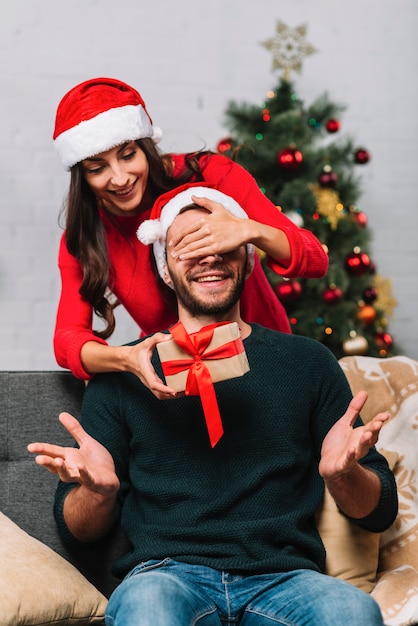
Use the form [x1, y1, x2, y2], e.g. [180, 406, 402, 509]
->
[262, 108, 271, 122]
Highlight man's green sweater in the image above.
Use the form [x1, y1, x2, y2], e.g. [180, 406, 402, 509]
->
[55, 325, 397, 579]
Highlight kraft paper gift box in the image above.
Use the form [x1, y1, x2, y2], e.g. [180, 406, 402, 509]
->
[156, 321, 250, 393]
[156, 321, 250, 447]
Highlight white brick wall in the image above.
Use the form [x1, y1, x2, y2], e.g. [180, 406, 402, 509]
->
[1, 0, 417, 370]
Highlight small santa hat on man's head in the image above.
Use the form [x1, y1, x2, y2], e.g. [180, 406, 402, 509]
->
[137, 182, 255, 286]
[53, 77, 162, 171]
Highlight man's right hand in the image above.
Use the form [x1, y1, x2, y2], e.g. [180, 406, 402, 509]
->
[27, 412, 120, 497]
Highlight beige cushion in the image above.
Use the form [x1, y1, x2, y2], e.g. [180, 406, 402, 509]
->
[339, 355, 418, 626]
[317, 448, 399, 593]
[0, 512, 107, 626]
[316, 485, 381, 593]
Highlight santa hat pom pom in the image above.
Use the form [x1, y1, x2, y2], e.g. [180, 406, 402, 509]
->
[137, 219, 164, 245]
[152, 126, 163, 144]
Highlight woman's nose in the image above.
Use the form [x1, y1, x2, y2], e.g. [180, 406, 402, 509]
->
[109, 165, 130, 186]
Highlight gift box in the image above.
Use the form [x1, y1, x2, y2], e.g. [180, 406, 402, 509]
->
[156, 321, 250, 447]
[156, 321, 250, 392]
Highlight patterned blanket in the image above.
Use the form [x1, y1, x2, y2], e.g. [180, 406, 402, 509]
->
[339, 355, 418, 626]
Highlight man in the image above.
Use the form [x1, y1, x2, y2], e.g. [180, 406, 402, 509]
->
[29, 185, 397, 626]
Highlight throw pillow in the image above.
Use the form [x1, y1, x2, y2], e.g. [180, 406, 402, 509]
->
[316, 486, 380, 593]
[0, 512, 107, 626]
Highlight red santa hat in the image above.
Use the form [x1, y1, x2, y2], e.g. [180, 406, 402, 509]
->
[137, 183, 255, 286]
[53, 77, 162, 170]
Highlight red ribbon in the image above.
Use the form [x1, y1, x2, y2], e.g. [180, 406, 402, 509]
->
[161, 321, 244, 447]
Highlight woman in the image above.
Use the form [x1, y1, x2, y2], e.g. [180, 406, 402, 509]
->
[53, 77, 328, 393]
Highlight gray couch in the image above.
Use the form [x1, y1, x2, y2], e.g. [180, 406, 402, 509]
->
[0, 370, 129, 599]
[1, 359, 418, 626]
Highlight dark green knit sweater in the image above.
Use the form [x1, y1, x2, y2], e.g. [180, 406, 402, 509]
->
[55, 324, 397, 579]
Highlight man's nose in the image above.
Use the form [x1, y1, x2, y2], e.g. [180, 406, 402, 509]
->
[199, 254, 223, 264]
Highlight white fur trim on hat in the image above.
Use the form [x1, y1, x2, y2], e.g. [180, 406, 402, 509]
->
[54, 104, 161, 171]
[137, 186, 255, 286]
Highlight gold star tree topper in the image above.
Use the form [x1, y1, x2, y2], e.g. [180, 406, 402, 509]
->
[261, 21, 317, 79]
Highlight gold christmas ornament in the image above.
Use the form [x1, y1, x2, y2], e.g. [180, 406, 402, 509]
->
[343, 334, 369, 355]
[310, 184, 345, 230]
[261, 21, 317, 80]
[373, 275, 398, 318]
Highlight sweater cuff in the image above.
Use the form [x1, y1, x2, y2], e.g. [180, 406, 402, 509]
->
[270, 224, 328, 279]
[267, 224, 306, 277]
[53, 481, 85, 548]
[54, 330, 108, 380]
[346, 466, 398, 533]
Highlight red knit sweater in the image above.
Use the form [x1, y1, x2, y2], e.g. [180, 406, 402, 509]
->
[54, 154, 328, 378]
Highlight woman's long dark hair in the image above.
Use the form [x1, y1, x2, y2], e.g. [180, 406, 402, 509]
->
[59, 138, 212, 339]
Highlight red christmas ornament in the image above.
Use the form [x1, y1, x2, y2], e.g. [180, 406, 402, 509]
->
[356, 304, 377, 325]
[275, 280, 302, 305]
[319, 168, 338, 188]
[216, 136, 233, 154]
[375, 331, 393, 349]
[353, 211, 368, 227]
[363, 286, 378, 304]
[326, 119, 340, 133]
[346, 251, 372, 276]
[277, 147, 303, 170]
[322, 286, 343, 304]
[354, 148, 370, 164]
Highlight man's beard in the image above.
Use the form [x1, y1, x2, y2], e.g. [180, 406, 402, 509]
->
[168, 263, 246, 317]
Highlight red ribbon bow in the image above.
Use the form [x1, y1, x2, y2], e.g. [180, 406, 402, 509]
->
[161, 321, 244, 447]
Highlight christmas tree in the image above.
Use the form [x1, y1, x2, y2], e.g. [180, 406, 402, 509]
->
[216, 21, 398, 359]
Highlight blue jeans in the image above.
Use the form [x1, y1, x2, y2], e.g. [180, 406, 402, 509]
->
[105, 558, 384, 625]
